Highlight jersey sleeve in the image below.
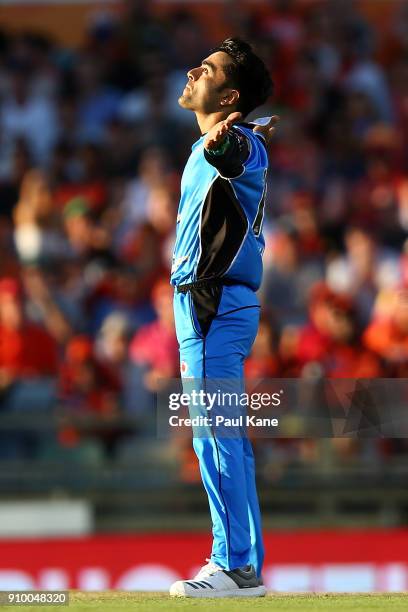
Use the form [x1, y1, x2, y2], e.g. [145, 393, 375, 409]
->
[203, 126, 251, 179]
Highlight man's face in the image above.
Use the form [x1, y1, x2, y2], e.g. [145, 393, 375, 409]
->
[178, 51, 236, 114]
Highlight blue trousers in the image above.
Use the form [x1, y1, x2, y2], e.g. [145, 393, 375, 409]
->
[173, 283, 264, 576]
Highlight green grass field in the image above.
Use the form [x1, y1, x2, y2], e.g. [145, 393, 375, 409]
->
[0, 592, 407, 612]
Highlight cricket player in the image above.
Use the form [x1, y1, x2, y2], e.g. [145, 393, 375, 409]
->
[169, 38, 278, 598]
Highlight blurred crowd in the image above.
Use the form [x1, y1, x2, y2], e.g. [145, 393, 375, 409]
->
[0, 0, 407, 469]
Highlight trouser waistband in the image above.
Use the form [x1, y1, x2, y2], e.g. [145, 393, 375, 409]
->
[176, 278, 245, 294]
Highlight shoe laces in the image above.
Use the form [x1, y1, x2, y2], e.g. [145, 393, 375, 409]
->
[196, 559, 222, 577]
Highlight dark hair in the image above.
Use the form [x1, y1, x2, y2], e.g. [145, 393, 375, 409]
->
[211, 37, 274, 117]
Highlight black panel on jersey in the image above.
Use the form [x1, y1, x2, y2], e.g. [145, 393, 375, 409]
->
[204, 127, 250, 178]
[197, 177, 248, 281]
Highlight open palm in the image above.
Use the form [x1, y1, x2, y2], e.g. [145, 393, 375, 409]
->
[204, 113, 279, 151]
[203, 112, 242, 151]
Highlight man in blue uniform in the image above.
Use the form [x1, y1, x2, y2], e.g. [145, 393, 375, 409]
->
[169, 38, 278, 598]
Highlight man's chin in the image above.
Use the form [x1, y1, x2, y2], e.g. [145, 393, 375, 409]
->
[178, 95, 194, 110]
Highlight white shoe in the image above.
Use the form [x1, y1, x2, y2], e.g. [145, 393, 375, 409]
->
[193, 558, 222, 580]
[169, 563, 266, 598]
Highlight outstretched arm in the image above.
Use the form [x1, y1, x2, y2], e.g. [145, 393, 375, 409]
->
[203, 113, 279, 178]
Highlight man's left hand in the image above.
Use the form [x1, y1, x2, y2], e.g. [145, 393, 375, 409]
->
[253, 115, 280, 145]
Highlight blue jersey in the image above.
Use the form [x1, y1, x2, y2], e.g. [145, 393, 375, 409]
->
[170, 124, 268, 291]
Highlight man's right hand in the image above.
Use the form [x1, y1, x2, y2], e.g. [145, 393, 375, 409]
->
[204, 112, 242, 151]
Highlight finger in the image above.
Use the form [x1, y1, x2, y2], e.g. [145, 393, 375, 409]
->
[253, 116, 280, 143]
[206, 134, 224, 148]
[214, 125, 228, 140]
[209, 129, 224, 145]
[253, 126, 269, 139]
[225, 111, 242, 128]
[268, 115, 280, 126]
[213, 131, 225, 143]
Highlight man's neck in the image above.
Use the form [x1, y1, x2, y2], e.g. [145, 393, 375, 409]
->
[195, 110, 231, 135]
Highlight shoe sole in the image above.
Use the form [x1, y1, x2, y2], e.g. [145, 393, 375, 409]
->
[170, 585, 267, 598]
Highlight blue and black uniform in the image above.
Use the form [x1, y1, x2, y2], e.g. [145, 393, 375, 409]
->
[171, 123, 268, 576]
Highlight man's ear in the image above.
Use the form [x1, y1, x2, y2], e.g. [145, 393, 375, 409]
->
[220, 89, 240, 107]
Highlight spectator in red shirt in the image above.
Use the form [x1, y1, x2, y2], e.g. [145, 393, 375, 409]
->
[0, 277, 58, 391]
[295, 282, 382, 378]
[0, 276, 59, 458]
[295, 282, 333, 366]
